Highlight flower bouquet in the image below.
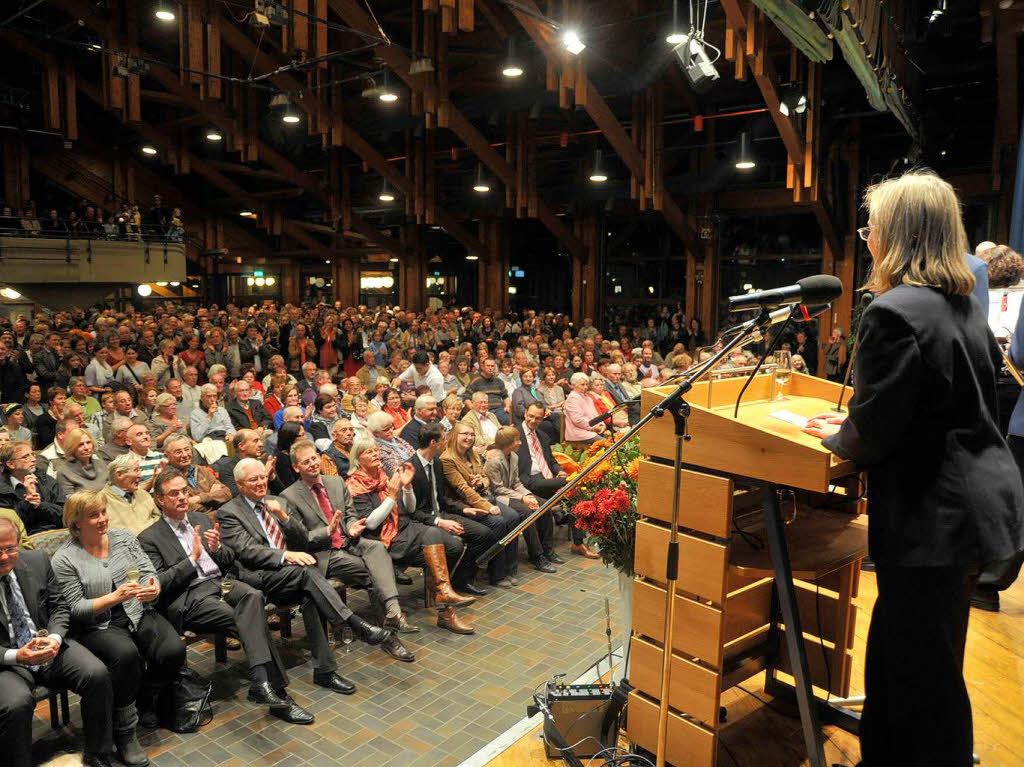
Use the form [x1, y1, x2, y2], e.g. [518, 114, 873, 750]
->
[562, 435, 643, 576]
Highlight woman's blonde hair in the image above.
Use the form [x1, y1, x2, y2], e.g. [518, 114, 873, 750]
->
[863, 169, 973, 296]
[445, 421, 475, 456]
[64, 428, 94, 460]
[63, 489, 106, 539]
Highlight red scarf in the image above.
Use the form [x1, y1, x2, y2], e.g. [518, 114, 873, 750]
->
[345, 467, 399, 548]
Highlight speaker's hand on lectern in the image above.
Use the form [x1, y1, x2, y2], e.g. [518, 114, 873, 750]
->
[804, 412, 845, 439]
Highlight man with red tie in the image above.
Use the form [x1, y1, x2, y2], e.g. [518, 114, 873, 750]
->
[516, 402, 597, 559]
[216, 458, 393, 696]
[281, 439, 416, 661]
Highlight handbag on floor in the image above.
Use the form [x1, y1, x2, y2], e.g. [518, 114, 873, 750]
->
[158, 666, 213, 733]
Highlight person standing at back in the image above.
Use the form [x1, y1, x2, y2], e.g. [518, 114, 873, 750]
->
[805, 170, 1024, 767]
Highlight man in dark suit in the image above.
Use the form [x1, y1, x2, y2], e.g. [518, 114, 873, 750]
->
[34, 333, 62, 391]
[0, 342, 26, 404]
[0, 518, 114, 767]
[0, 442, 66, 534]
[281, 440, 416, 659]
[226, 380, 273, 432]
[140, 469, 314, 724]
[239, 326, 274, 374]
[408, 424, 497, 596]
[217, 458, 391, 695]
[398, 393, 438, 447]
[213, 430, 284, 497]
[516, 402, 591, 559]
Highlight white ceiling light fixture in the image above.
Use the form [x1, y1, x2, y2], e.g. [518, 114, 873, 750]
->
[666, 0, 688, 45]
[473, 164, 491, 193]
[465, 253, 479, 261]
[155, 281, 168, 287]
[378, 70, 398, 103]
[170, 281, 180, 286]
[265, 276, 276, 286]
[561, 29, 585, 55]
[155, 1, 176, 22]
[137, 284, 153, 297]
[735, 131, 756, 170]
[0, 287, 21, 300]
[389, 256, 400, 263]
[141, 145, 158, 156]
[246, 277, 255, 287]
[502, 38, 524, 78]
[206, 129, 222, 141]
[589, 149, 608, 183]
[379, 180, 395, 203]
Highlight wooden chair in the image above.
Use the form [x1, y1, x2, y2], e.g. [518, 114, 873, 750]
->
[26, 529, 74, 728]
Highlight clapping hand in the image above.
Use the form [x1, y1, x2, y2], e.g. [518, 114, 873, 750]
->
[328, 510, 342, 535]
[347, 517, 367, 538]
[190, 525, 203, 561]
[22, 476, 41, 507]
[264, 455, 277, 477]
[203, 522, 221, 553]
[266, 499, 288, 521]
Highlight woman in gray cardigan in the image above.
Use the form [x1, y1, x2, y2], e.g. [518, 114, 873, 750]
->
[51, 489, 186, 766]
[55, 428, 109, 496]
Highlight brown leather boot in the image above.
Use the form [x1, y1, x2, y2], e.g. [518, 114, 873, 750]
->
[437, 607, 475, 634]
[423, 543, 476, 606]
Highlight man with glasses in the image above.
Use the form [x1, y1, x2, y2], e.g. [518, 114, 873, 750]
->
[281, 440, 417, 657]
[0, 442, 66, 534]
[162, 434, 231, 515]
[218, 459, 392, 696]
[139, 470, 313, 725]
[0, 517, 115, 767]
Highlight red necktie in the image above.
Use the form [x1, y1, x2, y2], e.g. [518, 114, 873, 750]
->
[312, 482, 345, 549]
[257, 501, 285, 549]
[529, 429, 554, 479]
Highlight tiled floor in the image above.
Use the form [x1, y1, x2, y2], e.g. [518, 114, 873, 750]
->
[34, 538, 621, 767]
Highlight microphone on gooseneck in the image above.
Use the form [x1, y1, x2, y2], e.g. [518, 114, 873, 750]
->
[834, 292, 874, 413]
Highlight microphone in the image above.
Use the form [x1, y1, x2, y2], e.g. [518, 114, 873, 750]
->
[834, 292, 874, 412]
[728, 274, 843, 312]
[719, 303, 831, 340]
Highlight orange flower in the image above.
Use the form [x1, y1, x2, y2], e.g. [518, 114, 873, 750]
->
[627, 458, 640, 481]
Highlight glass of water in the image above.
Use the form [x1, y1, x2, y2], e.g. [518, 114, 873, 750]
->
[124, 566, 140, 585]
[341, 624, 354, 654]
[773, 350, 792, 400]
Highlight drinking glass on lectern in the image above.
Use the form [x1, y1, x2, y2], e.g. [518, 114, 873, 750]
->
[773, 350, 792, 400]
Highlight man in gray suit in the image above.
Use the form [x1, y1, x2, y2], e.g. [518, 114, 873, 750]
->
[217, 459, 392, 695]
[281, 440, 418, 658]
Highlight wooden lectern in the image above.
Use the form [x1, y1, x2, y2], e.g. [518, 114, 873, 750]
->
[626, 371, 868, 767]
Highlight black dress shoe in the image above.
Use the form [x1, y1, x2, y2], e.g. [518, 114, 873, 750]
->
[313, 671, 356, 695]
[546, 551, 566, 564]
[532, 558, 557, 573]
[393, 568, 414, 585]
[83, 753, 112, 767]
[347, 614, 392, 645]
[456, 581, 491, 597]
[381, 634, 416, 663]
[970, 587, 1000, 612]
[270, 699, 315, 725]
[247, 681, 287, 708]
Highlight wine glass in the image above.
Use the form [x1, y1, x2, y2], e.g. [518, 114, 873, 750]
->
[773, 350, 792, 401]
[341, 624, 354, 654]
[219, 578, 235, 602]
[35, 628, 53, 667]
[124, 566, 140, 585]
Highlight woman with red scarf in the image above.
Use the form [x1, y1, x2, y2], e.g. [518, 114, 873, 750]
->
[346, 438, 477, 634]
[587, 376, 628, 432]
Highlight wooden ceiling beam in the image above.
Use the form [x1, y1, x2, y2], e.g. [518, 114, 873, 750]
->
[326, 0, 584, 258]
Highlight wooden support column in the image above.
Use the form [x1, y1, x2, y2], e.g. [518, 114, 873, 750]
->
[332, 259, 360, 307]
[2, 136, 30, 210]
[571, 215, 601, 324]
[400, 224, 427, 311]
[477, 218, 509, 313]
[281, 261, 301, 304]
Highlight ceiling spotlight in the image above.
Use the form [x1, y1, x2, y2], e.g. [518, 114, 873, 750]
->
[735, 131, 756, 170]
[0, 287, 21, 300]
[282, 108, 301, 124]
[154, 1, 176, 22]
[206, 129, 222, 141]
[589, 149, 608, 183]
[269, 93, 300, 123]
[502, 39, 524, 78]
[379, 71, 398, 103]
[137, 284, 153, 297]
[170, 281, 180, 286]
[246, 277, 255, 287]
[240, 210, 254, 218]
[928, 0, 946, 22]
[389, 256, 400, 263]
[466, 253, 480, 261]
[779, 86, 807, 117]
[325, 259, 331, 264]
[666, 0, 688, 45]
[89, 43, 101, 51]
[473, 164, 491, 193]
[155, 281, 168, 287]
[265, 276, 276, 286]
[141, 145, 157, 155]
[379, 180, 395, 203]
[255, 276, 266, 286]
[562, 29, 585, 55]
[999, 0, 1014, 8]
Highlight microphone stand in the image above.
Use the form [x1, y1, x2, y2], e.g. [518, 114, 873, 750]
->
[476, 308, 773, 767]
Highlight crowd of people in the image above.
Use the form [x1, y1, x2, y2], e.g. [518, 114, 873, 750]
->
[0, 193, 185, 242]
[0, 298, 765, 767]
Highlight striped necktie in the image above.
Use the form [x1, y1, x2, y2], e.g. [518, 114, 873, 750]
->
[256, 501, 285, 549]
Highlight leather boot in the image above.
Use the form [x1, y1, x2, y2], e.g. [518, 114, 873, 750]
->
[114, 704, 150, 767]
[423, 543, 476, 606]
[436, 607, 475, 634]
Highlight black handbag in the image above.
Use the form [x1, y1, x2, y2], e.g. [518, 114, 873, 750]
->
[158, 666, 213, 733]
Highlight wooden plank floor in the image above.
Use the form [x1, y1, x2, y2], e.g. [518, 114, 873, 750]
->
[486, 569, 1024, 767]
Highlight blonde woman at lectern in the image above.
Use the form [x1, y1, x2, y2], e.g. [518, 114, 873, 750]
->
[804, 170, 1024, 767]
